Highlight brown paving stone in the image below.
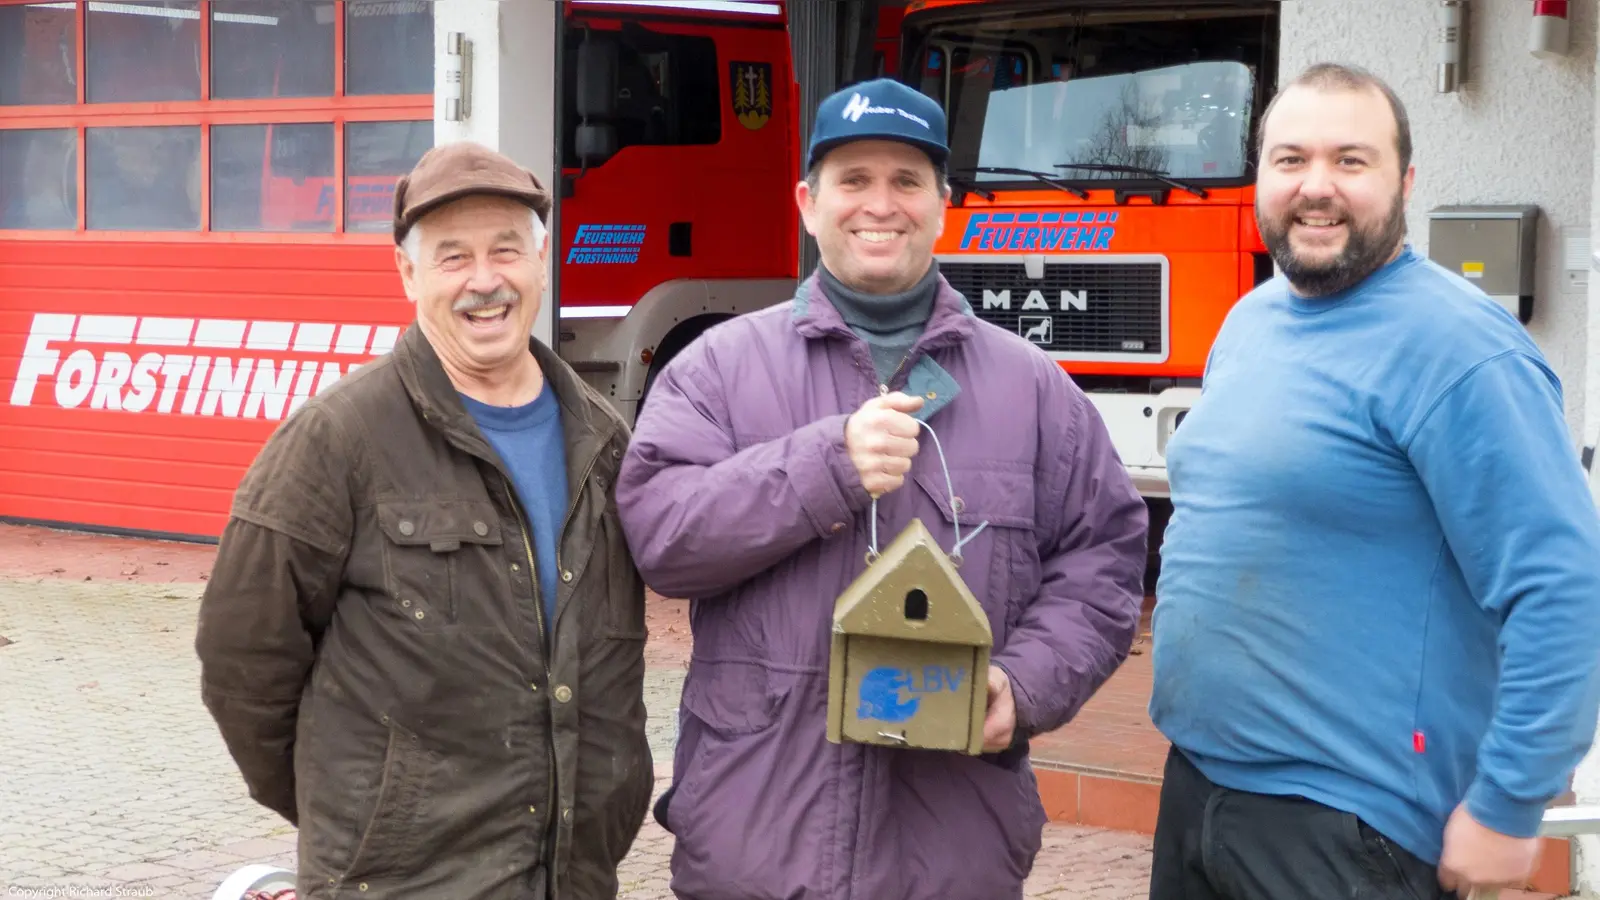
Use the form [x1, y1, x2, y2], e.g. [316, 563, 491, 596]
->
[0, 522, 217, 584]
[101, 861, 184, 881]
[1030, 597, 1169, 783]
[211, 835, 300, 862]
[159, 847, 256, 871]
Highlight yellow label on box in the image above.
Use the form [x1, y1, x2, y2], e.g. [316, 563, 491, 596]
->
[1462, 261, 1485, 279]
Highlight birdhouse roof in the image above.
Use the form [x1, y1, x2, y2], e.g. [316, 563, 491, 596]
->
[832, 517, 993, 647]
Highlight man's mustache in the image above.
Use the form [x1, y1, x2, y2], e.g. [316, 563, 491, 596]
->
[1286, 199, 1346, 219]
[453, 285, 520, 314]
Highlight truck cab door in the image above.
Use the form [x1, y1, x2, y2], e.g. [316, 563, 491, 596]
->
[558, 15, 795, 313]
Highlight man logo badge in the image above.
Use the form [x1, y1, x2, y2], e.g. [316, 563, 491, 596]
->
[1019, 316, 1053, 345]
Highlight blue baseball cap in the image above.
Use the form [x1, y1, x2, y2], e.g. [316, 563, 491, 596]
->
[806, 78, 949, 172]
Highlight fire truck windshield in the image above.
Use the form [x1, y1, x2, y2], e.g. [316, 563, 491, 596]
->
[902, 5, 1274, 187]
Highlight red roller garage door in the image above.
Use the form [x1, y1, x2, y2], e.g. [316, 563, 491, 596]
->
[0, 0, 435, 539]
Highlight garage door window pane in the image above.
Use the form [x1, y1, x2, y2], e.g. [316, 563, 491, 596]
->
[87, 126, 200, 231]
[0, 4, 78, 106]
[87, 1, 201, 103]
[345, 121, 432, 232]
[213, 124, 336, 232]
[212, 1, 336, 100]
[0, 130, 78, 229]
[345, 0, 434, 96]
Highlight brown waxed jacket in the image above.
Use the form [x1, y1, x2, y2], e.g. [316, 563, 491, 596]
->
[195, 324, 652, 899]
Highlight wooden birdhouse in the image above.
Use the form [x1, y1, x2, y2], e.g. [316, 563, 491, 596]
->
[826, 518, 993, 755]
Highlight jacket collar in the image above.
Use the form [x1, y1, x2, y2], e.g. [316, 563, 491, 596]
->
[791, 265, 974, 423]
[391, 323, 621, 497]
[791, 265, 978, 356]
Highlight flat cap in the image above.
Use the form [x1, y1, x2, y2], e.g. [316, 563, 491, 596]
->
[392, 141, 552, 245]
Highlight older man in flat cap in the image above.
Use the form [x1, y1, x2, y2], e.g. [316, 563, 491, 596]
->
[197, 141, 653, 900]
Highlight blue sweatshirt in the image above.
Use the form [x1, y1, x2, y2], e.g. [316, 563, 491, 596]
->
[461, 385, 568, 640]
[1150, 245, 1600, 864]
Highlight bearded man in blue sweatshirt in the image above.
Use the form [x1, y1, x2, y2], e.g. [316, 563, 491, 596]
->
[1149, 62, 1600, 900]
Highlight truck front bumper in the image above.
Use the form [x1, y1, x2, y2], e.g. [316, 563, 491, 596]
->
[1084, 386, 1200, 500]
[1126, 466, 1174, 499]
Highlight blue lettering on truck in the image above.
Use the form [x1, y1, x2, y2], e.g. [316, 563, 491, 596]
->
[567, 224, 647, 264]
[958, 211, 1118, 252]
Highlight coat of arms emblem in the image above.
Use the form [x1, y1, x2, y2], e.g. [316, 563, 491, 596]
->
[731, 61, 773, 131]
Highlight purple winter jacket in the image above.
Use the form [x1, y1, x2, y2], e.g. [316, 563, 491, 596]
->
[614, 271, 1148, 900]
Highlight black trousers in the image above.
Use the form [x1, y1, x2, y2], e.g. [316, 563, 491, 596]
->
[1150, 746, 1458, 900]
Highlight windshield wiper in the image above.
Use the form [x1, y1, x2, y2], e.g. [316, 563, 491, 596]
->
[955, 166, 1089, 199]
[945, 173, 995, 207]
[1055, 163, 1209, 199]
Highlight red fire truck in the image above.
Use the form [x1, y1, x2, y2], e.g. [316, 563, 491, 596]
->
[555, 0, 1280, 569]
[0, 0, 1278, 546]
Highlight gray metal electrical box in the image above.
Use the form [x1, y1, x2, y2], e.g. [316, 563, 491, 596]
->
[1427, 205, 1538, 324]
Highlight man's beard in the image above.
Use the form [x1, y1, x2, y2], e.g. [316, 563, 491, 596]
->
[1258, 192, 1406, 297]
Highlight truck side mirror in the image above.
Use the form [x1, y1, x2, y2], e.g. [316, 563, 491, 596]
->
[576, 37, 618, 120]
[573, 35, 619, 168]
[575, 123, 617, 167]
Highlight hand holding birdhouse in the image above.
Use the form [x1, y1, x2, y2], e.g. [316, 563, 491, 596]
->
[982, 664, 1017, 753]
[845, 391, 925, 496]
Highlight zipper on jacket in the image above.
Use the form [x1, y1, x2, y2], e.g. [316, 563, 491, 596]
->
[503, 480, 550, 653]
[878, 354, 911, 397]
[501, 479, 558, 874]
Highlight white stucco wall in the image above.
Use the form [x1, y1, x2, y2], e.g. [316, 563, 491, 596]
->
[1281, 0, 1597, 440]
[432, 0, 559, 347]
[1588, 16, 1600, 457]
[1575, 5, 1600, 881]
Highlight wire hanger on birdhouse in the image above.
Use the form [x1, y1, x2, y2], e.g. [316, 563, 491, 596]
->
[865, 418, 990, 568]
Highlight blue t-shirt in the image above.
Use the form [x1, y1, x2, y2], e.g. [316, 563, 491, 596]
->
[1150, 245, 1600, 864]
[461, 385, 567, 640]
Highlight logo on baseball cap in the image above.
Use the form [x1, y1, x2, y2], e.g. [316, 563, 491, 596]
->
[806, 78, 949, 171]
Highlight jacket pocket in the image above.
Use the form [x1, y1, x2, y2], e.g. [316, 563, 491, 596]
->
[376, 499, 503, 629]
[679, 660, 793, 737]
[910, 466, 1038, 638]
[667, 662, 796, 844]
[938, 752, 1046, 882]
[341, 717, 440, 882]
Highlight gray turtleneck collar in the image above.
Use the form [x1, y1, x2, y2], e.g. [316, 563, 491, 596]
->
[817, 260, 940, 386]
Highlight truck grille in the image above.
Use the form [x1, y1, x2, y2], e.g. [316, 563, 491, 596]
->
[938, 258, 1167, 361]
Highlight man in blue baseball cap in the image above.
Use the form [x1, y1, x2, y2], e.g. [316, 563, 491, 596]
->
[616, 75, 1148, 899]
[798, 77, 951, 303]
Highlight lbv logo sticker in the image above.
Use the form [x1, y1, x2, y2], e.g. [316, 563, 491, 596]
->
[856, 665, 967, 724]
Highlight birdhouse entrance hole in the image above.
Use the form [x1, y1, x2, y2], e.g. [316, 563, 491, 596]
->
[904, 589, 928, 621]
